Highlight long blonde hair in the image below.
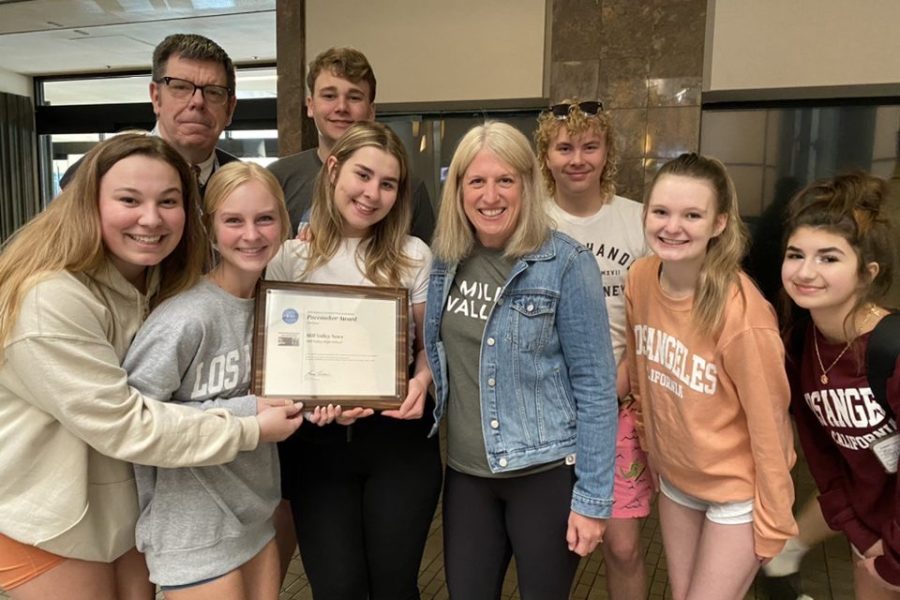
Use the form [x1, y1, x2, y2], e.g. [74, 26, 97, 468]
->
[0, 133, 207, 352]
[432, 121, 549, 263]
[306, 122, 415, 287]
[645, 153, 748, 335]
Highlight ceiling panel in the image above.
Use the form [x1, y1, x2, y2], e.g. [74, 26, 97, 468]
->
[0, 0, 275, 76]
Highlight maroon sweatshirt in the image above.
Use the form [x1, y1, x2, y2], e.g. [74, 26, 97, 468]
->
[791, 323, 900, 585]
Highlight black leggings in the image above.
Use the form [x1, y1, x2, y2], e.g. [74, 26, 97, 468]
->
[281, 416, 442, 600]
[443, 465, 580, 600]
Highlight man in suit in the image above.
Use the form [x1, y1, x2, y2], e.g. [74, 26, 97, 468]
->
[61, 33, 240, 195]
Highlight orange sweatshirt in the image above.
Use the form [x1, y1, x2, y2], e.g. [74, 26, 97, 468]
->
[625, 256, 797, 557]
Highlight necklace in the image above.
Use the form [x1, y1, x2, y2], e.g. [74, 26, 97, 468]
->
[812, 327, 852, 385]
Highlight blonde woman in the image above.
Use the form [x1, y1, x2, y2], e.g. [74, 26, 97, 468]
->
[625, 153, 797, 599]
[0, 134, 301, 600]
[425, 121, 618, 600]
[266, 121, 441, 600]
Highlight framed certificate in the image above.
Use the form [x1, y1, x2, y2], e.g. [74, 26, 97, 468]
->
[251, 281, 408, 409]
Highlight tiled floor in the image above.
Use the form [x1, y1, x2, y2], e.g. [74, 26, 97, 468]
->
[278, 491, 854, 600]
[276, 451, 854, 599]
[1, 459, 853, 600]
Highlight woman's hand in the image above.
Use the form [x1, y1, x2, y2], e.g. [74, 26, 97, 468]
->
[296, 223, 312, 241]
[861, 556, 900, 592]
[304, 404, 340, 426]
[335, 406, 375, 426]
[864, 539, 885, 558]
[566, 511, 606, 557]
[257, 396, 298, 412]
[256, 401, 304, 442]
[382, 378, 427, 420]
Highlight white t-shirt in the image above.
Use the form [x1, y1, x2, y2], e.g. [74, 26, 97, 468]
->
[265, 236, 431, 357]
[547, 195, 649, 361]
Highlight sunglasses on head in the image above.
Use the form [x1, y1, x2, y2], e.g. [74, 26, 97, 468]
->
[547, 101, 604, 119]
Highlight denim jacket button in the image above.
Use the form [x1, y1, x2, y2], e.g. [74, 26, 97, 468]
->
[487, 377, 496, 387]
[527, 303, 534, 312]
[486, 337, 495, 346]
[490, 419, 499, 429]
[498, 457, 508, 467]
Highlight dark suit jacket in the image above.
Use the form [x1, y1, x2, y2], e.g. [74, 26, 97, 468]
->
[59, 145, 240, 199]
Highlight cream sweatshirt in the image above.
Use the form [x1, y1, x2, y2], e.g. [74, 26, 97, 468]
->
[0, 261, 259, 562]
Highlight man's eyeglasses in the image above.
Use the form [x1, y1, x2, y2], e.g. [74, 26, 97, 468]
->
[155, 77, 232, 106]
[547, 101, 604, 119]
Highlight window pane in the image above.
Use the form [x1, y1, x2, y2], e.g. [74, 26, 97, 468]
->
[40, 67, 276, 106]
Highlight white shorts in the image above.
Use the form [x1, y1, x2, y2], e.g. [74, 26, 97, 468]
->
[659, 476, 754, 525]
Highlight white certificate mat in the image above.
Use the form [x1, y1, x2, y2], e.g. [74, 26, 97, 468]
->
[252, 282, 408, 409]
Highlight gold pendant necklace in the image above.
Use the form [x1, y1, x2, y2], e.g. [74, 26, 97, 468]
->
[812, 327, 852, 385]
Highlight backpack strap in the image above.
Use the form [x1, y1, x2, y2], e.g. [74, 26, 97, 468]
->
[867, 312, 900, 414]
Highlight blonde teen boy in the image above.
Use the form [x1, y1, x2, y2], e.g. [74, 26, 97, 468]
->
[536, 100, 652, 600]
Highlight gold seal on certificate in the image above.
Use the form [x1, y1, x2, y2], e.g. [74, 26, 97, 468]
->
[251, 281, 409, 409]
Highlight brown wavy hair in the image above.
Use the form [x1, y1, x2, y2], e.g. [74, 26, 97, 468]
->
[0, 133, 207, 355]
[782, 172, 896, 340]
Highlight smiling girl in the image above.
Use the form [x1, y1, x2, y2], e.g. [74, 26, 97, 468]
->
[625, 153, 797, 599]
[121, 162, 324, 599]
[781, 173, 899, 598]
[266, 122, 441, 600]
[0, 134, 301, 600]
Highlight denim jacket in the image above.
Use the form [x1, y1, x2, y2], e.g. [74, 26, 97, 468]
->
[424, 231, 618, 518]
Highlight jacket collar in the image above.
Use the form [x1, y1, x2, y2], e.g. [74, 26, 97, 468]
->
[519, 232, 557, 263]
[434, 231, 558, 272]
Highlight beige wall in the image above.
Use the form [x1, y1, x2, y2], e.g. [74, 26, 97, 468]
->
[306, 0, 546, 103]
[705, 0, 900, 91]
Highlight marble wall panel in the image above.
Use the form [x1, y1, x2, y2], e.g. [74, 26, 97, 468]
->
[549, 0, 704, 201]
[648, 76, 702, 107]
[649, 0, 706, 78]
[550, 59, 601, 102]
[600, 0, 655, 61]
[646, 106, 700, 158]
[600, 56, 649, 108]
[551, 0, 603, 61]
[615, 157, 647, 202]
[609, 108, 648, 158]
[643, 157, 665, 189]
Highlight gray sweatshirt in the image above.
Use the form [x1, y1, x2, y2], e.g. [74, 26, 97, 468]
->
[123, 278, 280, 586]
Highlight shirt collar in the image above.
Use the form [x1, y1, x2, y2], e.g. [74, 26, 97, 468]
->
[150, 123, 217, 185]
